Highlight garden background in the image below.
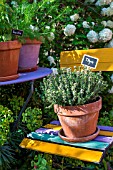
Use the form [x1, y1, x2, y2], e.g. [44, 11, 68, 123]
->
[0, 0, 113, 169]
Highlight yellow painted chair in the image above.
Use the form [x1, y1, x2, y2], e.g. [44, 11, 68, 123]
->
[20, 48, 113, 169]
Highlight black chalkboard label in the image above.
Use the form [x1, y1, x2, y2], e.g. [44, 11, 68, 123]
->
[12, 29, 23, 36]
[81, 54, 99, 69]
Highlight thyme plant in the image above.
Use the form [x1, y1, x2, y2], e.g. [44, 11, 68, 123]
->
[40, 67, 108, 107]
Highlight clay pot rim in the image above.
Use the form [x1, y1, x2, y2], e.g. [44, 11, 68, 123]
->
[54, 96, 102, 116]
[22, 38, 42, 45]
[0, 40, 22, 50]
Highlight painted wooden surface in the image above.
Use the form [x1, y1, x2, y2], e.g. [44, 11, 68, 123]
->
[20, 120, 113, 164]
[60, 48, 113, 71]
[20, 138, 103, 163]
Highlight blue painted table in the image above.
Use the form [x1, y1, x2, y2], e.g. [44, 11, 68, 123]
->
[0, 67, 52, 129]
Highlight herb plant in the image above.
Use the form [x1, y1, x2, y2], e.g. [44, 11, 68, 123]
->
[40, 67, 108, 107]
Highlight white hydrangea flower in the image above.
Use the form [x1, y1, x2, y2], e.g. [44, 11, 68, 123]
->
[101, 21, 107, 27]
[110, 2, 113, 8]
[101, 7, 113, 16]
[101, 8, 108, 16]
[87, 30, 99, 43]
[91, 22, 95, 26]
[105, 39, 113, 47]
[44, 51, 48, 56]
[108, 86, 113, 93]
[96, 0, 112, 6]
[82, 21, 90, 28]
[29, 25, 38, 31]
[11, 1, 18, 7]
[45, 26, 50, 29]
[111, 74, 113, 82]
[107, 7, 113, 16]
[51, 68, 58, 75]
[48, 32, 55, 41]
[106, 20, 113, 28]
[99, 28, 112, 42]
[48, 56, 56, 65]
[70, 14, 79, 22]
[64, 24, 76, 36]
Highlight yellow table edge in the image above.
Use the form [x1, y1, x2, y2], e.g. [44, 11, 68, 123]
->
[20, 138, 103, 163]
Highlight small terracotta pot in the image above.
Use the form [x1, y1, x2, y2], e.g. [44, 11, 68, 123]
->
[0, 40, 21, 81]
[18, 38, 42, 73]
[54, 97, 102, 142]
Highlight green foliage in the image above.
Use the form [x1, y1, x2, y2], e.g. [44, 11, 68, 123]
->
[0, 143, 16, 170]
[8, 95, 24, 119]
[99, 110, 113, 126]
[22, 107, 43, 131]
[31, 154, 51, 170]
[0, 105, 14, 146]
[40, 67, 108, 107]
[0, 3, 13, 42]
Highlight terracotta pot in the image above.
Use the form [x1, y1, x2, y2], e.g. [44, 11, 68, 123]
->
[0, 40, 21, 81]
[54, 97, 102, 142]
[18, 38, 42, 73]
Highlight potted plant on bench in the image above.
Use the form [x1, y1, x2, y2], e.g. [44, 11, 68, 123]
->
[40, 66, 108, 142]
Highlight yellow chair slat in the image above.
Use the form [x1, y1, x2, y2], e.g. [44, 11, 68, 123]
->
[20, 138, 103, 163]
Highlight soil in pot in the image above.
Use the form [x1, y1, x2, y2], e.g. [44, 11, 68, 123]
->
[0, 40, 21, 81]
[54, 97, 102, 142]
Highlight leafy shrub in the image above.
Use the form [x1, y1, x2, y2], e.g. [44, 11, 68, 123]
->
[22, 107, 43, 131]
[0, 105, 14, 146]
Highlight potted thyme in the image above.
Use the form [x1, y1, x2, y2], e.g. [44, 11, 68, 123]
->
[40, 67, 108, 142]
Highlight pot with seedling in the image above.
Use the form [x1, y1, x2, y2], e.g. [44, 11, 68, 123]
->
[40, 66, 108, 142]
[9, 1, 42, 73]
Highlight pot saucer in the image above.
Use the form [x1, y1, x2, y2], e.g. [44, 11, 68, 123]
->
[58, 127, 100, 143]
[0, 74, 19, 82]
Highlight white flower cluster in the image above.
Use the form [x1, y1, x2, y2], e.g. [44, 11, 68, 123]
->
[48, 56, 56, 65]
[29, 25, 39, 31]
[82, 21, 95, 28]
[48, 32, 55, 41]
[105, 39, 113, 47]
[64, 24, 76, 36]
[45, 26, 50, 30]
[87, 28, 113, 43]
[11, 1, 18, 7]
[70, 14, 79, 22]
[108, 86, 113, 93]
[96, 0, 112, 6]
[51, 68, 58, 75]
[87, 30, 99, 43]
[99, 28, 112, 42]
[101, 2, 113, 16]
[108, 74, 113, 93]
[101, 20, 113, 28]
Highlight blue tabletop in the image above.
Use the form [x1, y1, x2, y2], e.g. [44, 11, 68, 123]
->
[0, 67, 52, 86]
